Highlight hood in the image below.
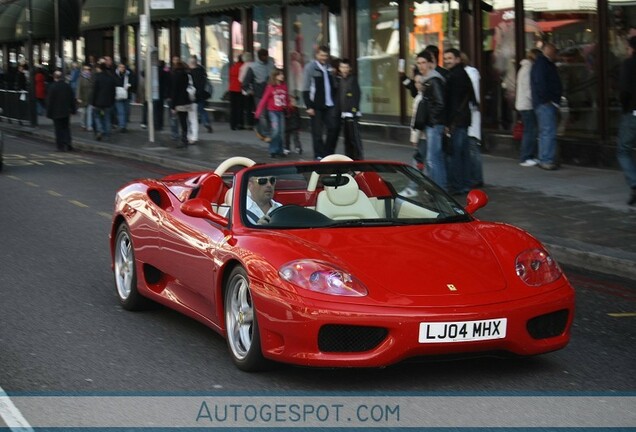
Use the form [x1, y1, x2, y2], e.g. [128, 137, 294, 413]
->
[280, 224, 509, 302]
[422, 69, 445, 84]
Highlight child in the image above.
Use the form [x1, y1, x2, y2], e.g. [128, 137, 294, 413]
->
[336, 59, 363, 160]
[254, 68, 291, 158]
[285, 95, 302, 154]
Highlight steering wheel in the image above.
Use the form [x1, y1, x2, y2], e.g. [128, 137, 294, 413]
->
[306, 154, 353, 192]
[213, 156, 256, 176]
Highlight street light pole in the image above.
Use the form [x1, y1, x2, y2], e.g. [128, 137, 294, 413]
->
[26, 0, 37, 126]
[144, 0, 154, 144]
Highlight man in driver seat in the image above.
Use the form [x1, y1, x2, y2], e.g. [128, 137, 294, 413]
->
[246, 176, 282, 224]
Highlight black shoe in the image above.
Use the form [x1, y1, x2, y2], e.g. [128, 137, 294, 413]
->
[121, 127, 127, 133]
[96, 133, 102, 141]
[538, 162, 558, 170]
[629, 189, 636, 206]
[206, 125, 213, 133]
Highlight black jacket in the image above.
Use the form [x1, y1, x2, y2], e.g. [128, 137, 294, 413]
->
[445, 64, 474, 128]
[170, 68, 192, 108]
[302, 60, 335, 110]
[189, 64, 210, 101]
[46, 80, 77, 119]
[335, 74, 361, 115]
[92, 71, 116, 108]
[619, 53, 636, 113]
[423, 76, 446, 126]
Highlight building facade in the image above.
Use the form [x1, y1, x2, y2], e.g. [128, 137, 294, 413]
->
[0, 0, 634, 166]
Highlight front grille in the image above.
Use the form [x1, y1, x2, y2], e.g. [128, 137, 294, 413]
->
[527, 309, 569, 339]
[318, 325, 388, 353]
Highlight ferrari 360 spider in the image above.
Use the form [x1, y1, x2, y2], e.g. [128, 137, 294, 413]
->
[110, 155, 575, 371]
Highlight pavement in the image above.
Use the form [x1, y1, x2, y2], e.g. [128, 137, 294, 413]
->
[5, 106, 636, 281]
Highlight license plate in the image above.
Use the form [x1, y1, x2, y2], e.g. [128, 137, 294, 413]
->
[418, 318, 507, 343]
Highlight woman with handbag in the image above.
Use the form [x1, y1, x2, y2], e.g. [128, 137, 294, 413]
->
[114, 63, 134, 133]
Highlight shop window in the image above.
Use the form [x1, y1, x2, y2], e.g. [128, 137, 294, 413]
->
[253, 6, 283, 68]
[204, 16, 232, 101]
[286, 5, 321, 102]
[357, 0, 401, 116]
[181, 18, 201, 62]
[127, 25, 136, 67]
[525, 1, 599, 137]
[608, 2, 636, 134]
[156, 27, 170, 64]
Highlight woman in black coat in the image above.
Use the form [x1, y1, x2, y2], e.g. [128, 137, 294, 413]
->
[170, 60, 192, 148]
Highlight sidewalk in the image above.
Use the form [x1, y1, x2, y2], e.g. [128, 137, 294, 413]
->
[22, 107, 636, 281]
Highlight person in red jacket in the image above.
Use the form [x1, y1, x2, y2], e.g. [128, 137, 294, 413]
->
[254, 68, 290, 158]
[34, 67, 47, 115]
[228, 54, 244, 130]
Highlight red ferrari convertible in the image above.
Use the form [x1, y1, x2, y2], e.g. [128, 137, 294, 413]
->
[110, 155, 575, 371]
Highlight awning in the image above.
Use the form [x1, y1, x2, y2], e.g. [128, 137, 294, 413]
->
[0, 1, 24, 44]
[190, 0, 278, 15]
[15, 0, 80, 41]
[536, 19, 582, 32]
[80, 0, 126, 32]
[123, 0, 190, 26]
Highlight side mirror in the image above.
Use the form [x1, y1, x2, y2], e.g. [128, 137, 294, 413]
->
[465, 189, 488, 214]
[181, 198, 228, 225]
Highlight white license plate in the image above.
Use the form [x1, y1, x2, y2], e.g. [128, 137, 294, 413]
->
[418, 318, 507, 343]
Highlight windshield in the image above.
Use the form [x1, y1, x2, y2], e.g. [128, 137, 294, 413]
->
[240, 162, 471, 228]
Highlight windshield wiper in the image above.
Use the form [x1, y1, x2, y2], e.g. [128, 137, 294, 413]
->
[436, 214, 471, 223]
[328, 219, 409, 227]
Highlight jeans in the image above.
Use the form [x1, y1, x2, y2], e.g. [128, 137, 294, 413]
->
[519, 109, 538, 162]
[268, 110, 285, 155]
[425, 124, 448, 191]
[115, 99, 130, 129]
[95, 106, 112, 137]
[79, 105, 94, 131]
[187, 103, 198, 142]
[448, 127, 471, 193]
[535, 103, 558, 164]
[197, 100, 211, 127]
[468, 136, 484, 186]
[617, 113, 636, 189]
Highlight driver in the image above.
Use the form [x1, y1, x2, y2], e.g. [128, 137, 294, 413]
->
[246, 176, 282, 224]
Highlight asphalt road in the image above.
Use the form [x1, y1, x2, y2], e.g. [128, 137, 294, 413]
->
[1, 135, 634, 395]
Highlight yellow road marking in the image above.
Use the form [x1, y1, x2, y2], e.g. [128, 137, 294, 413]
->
[607, 313, 636, 318]
[47, 190, 63, 197]
[69, 200, 89, 208]
[25, 182, 39, 187]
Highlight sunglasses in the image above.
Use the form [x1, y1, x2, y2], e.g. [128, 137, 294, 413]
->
[255, 177, 277, 185]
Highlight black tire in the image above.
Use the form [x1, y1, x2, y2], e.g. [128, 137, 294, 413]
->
[224, 266, 269, 371]
[113, 223, 149, 311]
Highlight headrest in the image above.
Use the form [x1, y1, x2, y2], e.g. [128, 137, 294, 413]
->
[224, 188, 233, 206]
[324, 174, 359, 206]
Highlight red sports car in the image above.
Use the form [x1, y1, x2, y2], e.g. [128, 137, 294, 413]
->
[110, 155, 575, 371]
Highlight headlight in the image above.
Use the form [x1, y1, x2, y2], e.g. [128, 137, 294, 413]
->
[279, 260, 368, 297]
[515, 249, 562, 286]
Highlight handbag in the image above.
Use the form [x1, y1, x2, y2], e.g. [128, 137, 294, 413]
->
[186, 74, 196, 102]
[442, 131, 453, 155]
[413, 96, 429, 131]
[115, 75, 129, 100]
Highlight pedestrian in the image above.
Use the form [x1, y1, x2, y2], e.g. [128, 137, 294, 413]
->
[285, 95, 302, 155]
[114, 62, 135, 133]
[34, 66, 47, 116]
[46, 70, 77, 152]
[461, 52, 483, 188]
[243, 48, 275, 141]
[531, 42, 563, 170]
[229, 54, 244, 130]
[76, 63, 95, 132]
[444, 48, 475, 195]
[188, 55, 213, 135]
[302, 45, 337, 159]
[170, 60, 193, 148]
[69, 61, 80, 95]
[516, 48, 542, 167]
[91, 62, 116, 141]
[155, 60, 171, 132]
[418, 50, 448, 190]
[401, 74, 428, 198]
[335, 59, 364, 160]
[254, 68, 291, 158]
[239, 52, 254, 129]
[617, 35, 636, 206]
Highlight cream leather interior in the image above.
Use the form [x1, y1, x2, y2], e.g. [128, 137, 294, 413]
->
[315, 174, 380, 220]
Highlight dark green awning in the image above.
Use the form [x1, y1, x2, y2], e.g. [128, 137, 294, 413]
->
[0, 1, 24, 44]
[123, 0, 190, 25]
[80, 0, 126, 32]
[190, 0, 277, 15]
[15, 0, 80, 41]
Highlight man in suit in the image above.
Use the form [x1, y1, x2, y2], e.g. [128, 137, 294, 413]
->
[46, 70, 77, 152]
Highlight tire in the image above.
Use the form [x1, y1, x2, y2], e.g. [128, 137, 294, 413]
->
[224, 266, 269, 371]
[113, 223, 148, 311]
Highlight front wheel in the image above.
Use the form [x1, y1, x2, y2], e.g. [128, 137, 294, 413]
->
[224, 266, 269, 371]
[113, 223, 148, 310]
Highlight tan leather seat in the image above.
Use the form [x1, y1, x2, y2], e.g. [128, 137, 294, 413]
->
[315, 174, 380, 220]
